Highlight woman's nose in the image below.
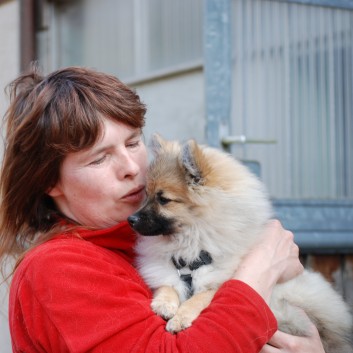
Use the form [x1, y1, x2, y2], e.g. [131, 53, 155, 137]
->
[117, 152, 140, 179]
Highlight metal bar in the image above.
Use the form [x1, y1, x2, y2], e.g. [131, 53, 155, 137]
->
[221, 135, 277, 147]
[273, 0, 353, 10]
[293, 232, 353, 254]
[273, 199, 353, 253]
[204, 0, 232, 148]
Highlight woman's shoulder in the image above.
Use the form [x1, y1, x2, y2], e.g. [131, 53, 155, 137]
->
[21, 234, 106, 267]
[9, 233, 152, 351]
[12, 233, 138, 291]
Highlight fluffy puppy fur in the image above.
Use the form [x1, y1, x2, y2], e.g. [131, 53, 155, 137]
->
[128, 134, 353, 352]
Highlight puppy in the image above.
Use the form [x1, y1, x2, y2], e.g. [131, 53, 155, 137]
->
[128, 134, 353, 353]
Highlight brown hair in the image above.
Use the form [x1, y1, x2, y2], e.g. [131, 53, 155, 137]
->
[0, 65, 146, 266]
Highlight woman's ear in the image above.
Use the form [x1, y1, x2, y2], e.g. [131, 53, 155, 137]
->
[47, 183, 63, 197]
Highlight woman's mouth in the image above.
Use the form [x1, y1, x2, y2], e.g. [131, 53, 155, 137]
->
[122, 186, 145, 204]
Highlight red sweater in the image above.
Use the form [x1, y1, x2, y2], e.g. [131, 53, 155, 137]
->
[9, 221, 277, 353]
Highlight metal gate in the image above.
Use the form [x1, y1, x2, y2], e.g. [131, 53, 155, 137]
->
[204, 0, 353, 304]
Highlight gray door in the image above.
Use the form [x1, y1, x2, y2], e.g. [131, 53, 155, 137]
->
[204, 0, 353, 253]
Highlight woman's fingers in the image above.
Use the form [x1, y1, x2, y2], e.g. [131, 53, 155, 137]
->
[260, 322, 326, 353]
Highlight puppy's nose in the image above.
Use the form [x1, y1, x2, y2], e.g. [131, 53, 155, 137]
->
[127, 214, 139, 227]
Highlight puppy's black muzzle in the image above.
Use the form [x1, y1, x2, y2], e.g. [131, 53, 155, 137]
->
[128, 210, 176, 236]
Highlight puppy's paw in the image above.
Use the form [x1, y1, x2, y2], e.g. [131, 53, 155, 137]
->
[151, 298, 179, 320]
[166, 313, 193, 333]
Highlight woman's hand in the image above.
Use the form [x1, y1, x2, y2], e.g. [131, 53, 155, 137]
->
[260, 320, 326, 353]
[233, 220, 303, 303]
[234, 220, 325, 352]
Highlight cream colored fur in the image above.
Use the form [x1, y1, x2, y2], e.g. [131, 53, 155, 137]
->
[134, 135, 353, 352]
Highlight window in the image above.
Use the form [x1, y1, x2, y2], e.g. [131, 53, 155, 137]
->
[231, 0, 353, 199]
[37, 0, 203, 81]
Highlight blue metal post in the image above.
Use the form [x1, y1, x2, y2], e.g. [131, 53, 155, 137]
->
[204, 0, 232, 148]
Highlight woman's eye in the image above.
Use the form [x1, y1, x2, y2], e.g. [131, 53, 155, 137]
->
[89, 155, 107, 166]
[127, 140, 140, 149]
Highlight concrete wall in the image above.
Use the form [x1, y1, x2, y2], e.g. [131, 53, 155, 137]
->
[135, 69, 206, 152]
[0, 1, 20, 351]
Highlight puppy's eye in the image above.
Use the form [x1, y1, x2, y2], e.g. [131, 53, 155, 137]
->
[157, 194, 171, 205]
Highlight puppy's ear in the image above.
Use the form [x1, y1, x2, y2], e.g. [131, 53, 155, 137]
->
[180, 140, 205, 185]
[150, 133, 166, 156]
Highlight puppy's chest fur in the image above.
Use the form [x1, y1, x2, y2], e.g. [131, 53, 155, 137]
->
[135, 218, 265, 302]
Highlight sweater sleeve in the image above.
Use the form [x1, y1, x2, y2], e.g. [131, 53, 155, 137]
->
[9, 239, 277, 353]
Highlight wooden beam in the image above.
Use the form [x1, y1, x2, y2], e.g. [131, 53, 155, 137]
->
[343, 255, 353, 307]
[20, 0, 36, 72]
[0, 0, 14, 6]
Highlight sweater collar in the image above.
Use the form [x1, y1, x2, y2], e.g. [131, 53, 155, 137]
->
[58, 221, 137, 262]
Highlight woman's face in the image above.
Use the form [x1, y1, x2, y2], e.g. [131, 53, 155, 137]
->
[48, 119, 148, 228]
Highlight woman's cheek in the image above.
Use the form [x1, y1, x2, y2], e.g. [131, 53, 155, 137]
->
[138, 148, 148, 177]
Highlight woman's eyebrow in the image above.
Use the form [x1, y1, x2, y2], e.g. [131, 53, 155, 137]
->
[89, 145, 114, 156]
[127, 129, 142, 139]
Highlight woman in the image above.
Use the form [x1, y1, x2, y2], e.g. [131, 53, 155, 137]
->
[0, 66, 325, 353]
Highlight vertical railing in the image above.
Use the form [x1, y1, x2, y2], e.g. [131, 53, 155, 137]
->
[204, 0, 232, 148]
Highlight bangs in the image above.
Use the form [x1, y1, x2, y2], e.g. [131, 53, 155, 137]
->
[41, 82, 104, 154]
[40, 69, 146, 154]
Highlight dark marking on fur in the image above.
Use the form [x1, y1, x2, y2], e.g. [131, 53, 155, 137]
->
[149, 134, 163, 156]
[128, 208, 177, 236]
[181, 141, 202, 185]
